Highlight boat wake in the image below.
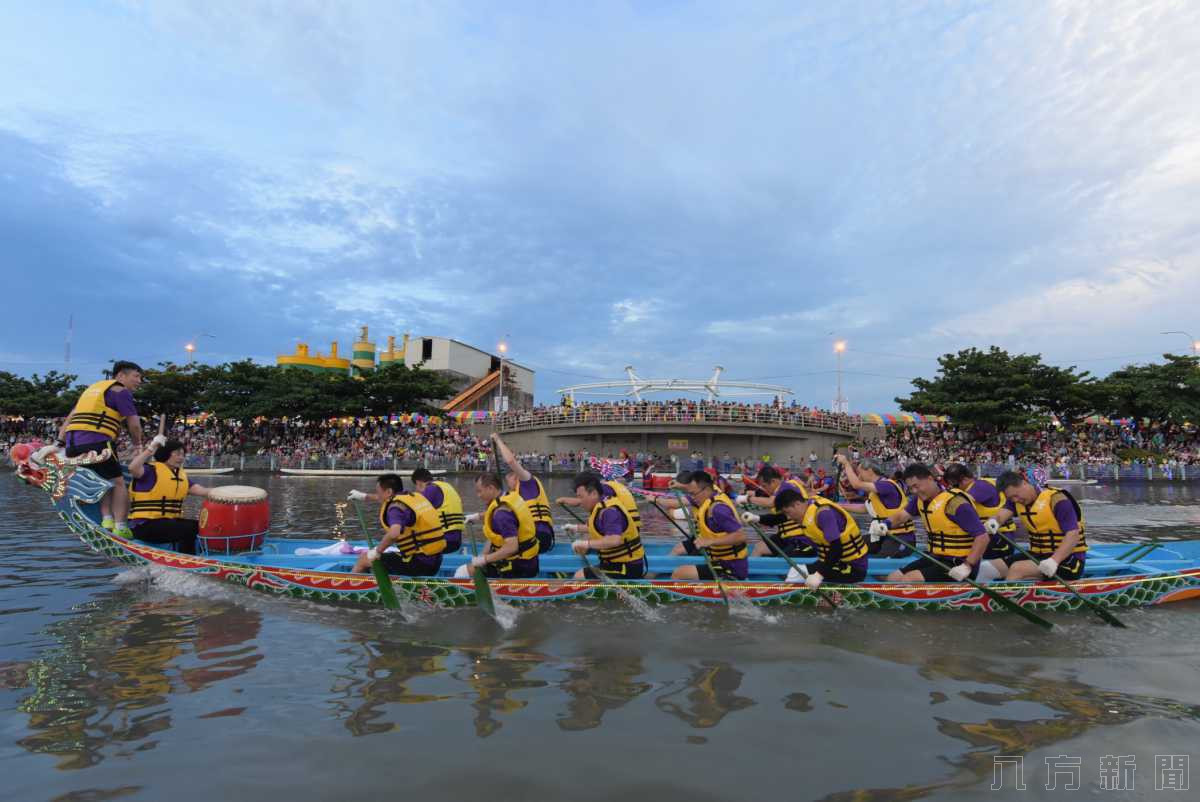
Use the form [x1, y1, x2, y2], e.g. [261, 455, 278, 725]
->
[728, 592, 780, 624]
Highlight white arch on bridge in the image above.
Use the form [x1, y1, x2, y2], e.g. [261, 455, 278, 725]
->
[557, 366, 793, 403]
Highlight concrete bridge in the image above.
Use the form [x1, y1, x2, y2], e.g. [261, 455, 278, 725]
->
[487, 406, 874, 464]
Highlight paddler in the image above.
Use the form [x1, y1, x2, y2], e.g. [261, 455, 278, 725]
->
[834, 454, 915, 558]
[57, 361, 145, 536]
[491, 433, 555, 553]
[555, 473, 642, 532]
[662, 470, 749, 581]
[771, 488, 869, 588]
[942, 464, 1016, 581]
[739, 466, 816, 558]
[409, 468, 465, 553]
[127, 437, 212, 553]
[877, 463, 989, 583]
[455, 473, 540, 578]
[992, 471, 1089, 581]
[350, 474, 446, 577]
[562, 473, 646, 579]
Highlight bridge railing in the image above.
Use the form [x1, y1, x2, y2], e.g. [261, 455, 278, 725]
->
[493, 406, 859, 435]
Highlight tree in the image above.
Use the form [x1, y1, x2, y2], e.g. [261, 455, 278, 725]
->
[1091, 353, 1200, 424]
[896, 347, 1096, 430]
[0, 371, 81, 416]
[138, 362, 205, 420]
[196, 361, 279, 423]
[361, 362, 458, 415]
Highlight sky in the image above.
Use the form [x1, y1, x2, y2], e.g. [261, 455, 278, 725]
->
[2, 0, 1198, 411]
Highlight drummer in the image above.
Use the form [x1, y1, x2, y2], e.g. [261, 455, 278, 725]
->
[350, 474, 446, 577]
[491, 433, 555, 553]
[127, 437, 212, 554]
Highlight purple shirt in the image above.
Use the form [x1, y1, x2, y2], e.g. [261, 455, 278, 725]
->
[131, 466, 196, 493]
[814, 506, 848, 544]
[68, 384, 139, 448]
[872, 478, 902, 510]
[905, 492, 987, 537]
[519, 476, 553, 535]
[420, 483, 445, 508]
[703, 499, 742, 534]
[384, 501, 416, 529]
[490, 508, 519, 538]
[1005, 494, 1080, 533]
[965, 480, 1002, 509]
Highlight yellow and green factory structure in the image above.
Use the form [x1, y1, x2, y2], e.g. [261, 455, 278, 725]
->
[277, 327, 408, 377]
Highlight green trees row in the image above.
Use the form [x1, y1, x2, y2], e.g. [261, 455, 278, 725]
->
[897, 347, 1200, 430]
[0, 361, 458, 422]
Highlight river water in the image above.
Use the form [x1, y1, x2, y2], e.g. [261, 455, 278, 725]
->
[3, 474, 1200, 801]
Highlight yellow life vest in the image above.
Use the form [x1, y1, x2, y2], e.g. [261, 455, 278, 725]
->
[431, 480, 464, 534]
[800, 496, 868, 562]
[1011, 487, 1088, 557]
[65, 380, 129, 440]
[604, 480, 641, 527]
[379, 493, 446, 557]
[129, 462, 189, 520]
[587, 494, 644, 563]
[775, 477, 812, 542]
[968, 479, 1017, 533]
[865, 478, 915, 535]
[483, 491, 539, 559]
[522, 476, 553, 530]
[916, 489, 981, 558]
[694, 492, 748, 562]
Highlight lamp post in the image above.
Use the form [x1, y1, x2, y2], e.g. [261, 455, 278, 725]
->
[1160, 331, 1200, 355]
[496, 338, 509, 416]
[185, 332, 215, 364]
[833, 340, 847, 414]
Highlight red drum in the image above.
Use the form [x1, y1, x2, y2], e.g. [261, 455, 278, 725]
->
[199, 485, 270, 554]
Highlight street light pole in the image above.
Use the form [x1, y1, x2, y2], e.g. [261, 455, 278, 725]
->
[1160, 331, 1200, 355]
[497, 337, 509, 415]
[833, 340, 847, 414]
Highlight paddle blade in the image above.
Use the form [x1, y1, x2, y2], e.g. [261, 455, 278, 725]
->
[473, 568, 496, 616]
[372, 562, 401, 609]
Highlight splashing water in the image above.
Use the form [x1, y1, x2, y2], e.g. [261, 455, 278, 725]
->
[491, 598, 521, 630]
[727, 591, 779, 623]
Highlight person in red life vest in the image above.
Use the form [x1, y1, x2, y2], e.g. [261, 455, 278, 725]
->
[815, 468, 836, 499]
[126, 438, 213, 554]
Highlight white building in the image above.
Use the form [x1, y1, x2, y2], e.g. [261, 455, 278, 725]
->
[405, 337, 535, 411]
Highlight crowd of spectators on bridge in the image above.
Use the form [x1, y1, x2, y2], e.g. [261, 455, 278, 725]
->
[496, 399, 859, 432]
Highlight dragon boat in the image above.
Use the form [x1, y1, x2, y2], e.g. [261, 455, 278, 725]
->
[20, 456, 1200, 613]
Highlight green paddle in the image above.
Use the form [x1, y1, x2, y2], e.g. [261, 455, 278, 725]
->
[663, 492, 731, 607]
[465, 519, 496, 617]
[558, 503, 614, 582]
[744, 518, 838, 609]
[883, 532, 1053, 630]
[992, 531, 1126, 628]
[351, 500, 400, 610]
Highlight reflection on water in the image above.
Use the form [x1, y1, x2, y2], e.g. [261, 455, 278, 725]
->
[5, 474, 1200, 801]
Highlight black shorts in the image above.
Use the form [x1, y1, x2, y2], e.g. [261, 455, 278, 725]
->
[1008, 553, 1086, 579]
[65, 440, 121, 480]
[696, 558, 748, 581]
[869, 532, 916, 558]
[983, 535, 1016, 561]
[380, 552, 442, 577]
[536, 525, 555, 555]
[484, 557, 539, 578]
[807, 559, 868, 584]
[764, 532, 817, 558]
[130, 518, 198, 554]
[584, 558, 646, 580]
[443, 530, 462, 553]
[899, 555, 978, 582]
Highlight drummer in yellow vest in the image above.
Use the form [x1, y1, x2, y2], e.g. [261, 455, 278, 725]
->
[563, 473, 646, 579]
[768, 487, 870, 588]
[410, 468, 465, 553]
[57, 361, 145, 536]
[491, 433, 555, 553]
[834, 454, 916, 558]
[456, 473, 540, 578]
[878, 463, 990, 583]
[126, 437, 212, 553]
[992, 471, 1089, 581]
[351, 474, 446, 576]
[942, 464, 1017, 582]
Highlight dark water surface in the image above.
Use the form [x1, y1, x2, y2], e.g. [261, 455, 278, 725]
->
[4, 475, 1200, 802]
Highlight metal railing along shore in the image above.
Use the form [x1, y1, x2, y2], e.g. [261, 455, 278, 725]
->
[493, 406, 860, 435]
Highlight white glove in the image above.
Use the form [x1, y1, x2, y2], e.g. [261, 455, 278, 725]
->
[470, 555, 486, 568]
[948, 563, 972, 582]
[784, 564, 809, 583]
[571, 538, 591, 554]
[805, 571, 824, 590]
[1038, 558, 1059, 578]
[347, 490, 368, 501]
[150, 434, 168, 449]
[984, 518, 1000, 535]
[563, 523, 580, 534]
[672, 508, 687, 520]
[464, 513, 481, 524]
[366, 548, 379, 562]
[734, 494, 748, 504]
[740, 511, 761, 524]
[868, 520, 887, 543]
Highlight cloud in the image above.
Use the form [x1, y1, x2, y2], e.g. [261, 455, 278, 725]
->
[611, 299, 660, 326]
